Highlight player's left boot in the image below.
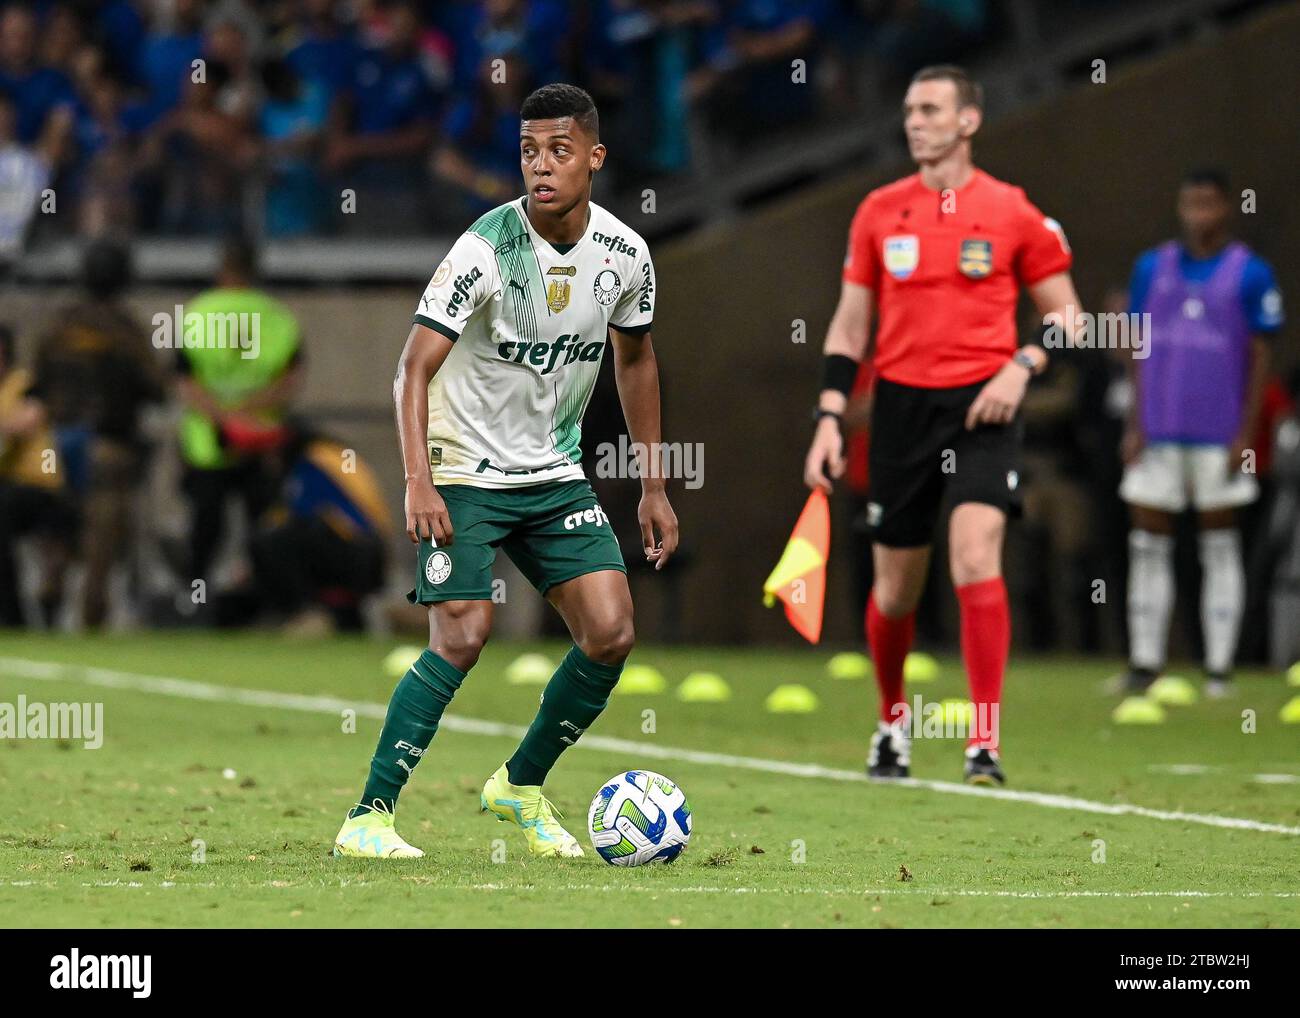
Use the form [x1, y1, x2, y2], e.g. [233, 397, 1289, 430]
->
[963, 746, 1005, 786]
[480, 763, 584, 858]
[1204, 672, 1234, 699]
[333, 801, 424, 858]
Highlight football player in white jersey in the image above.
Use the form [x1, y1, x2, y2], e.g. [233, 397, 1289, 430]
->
[335, 84, 678, 860]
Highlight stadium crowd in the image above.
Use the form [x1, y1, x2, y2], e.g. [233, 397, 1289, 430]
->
[0, 0, 991, 246]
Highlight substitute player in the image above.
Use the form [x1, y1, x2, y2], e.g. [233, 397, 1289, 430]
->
[335, 84, 678, 859]
[1119, 169, 1283, 698]
[803, 65, 1080, 785]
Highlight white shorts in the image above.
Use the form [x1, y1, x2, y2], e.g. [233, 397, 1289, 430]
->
[1119, 442, 1258, 512]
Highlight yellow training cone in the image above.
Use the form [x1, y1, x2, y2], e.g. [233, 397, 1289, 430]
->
[764, 684, 820, 714]
[1113, 696, 1166, 724]
[827, 652, 872, 680]
[677, 671, 732, 703]
[1148, 675, 1198, 706]
[614, 664, 667, 695]
[940, 699, 973, 727]
[505, 652, 554, 685]
[904, 652, 939, 683]
[383, 644, 424, 679]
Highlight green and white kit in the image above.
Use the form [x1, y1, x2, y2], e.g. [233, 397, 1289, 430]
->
[407, 197, 655, 603]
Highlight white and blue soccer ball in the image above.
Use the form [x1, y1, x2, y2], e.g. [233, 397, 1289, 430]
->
[588, 770, 692, 866]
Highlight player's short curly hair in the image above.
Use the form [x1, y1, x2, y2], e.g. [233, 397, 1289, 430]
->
[520, 83, 599, 140]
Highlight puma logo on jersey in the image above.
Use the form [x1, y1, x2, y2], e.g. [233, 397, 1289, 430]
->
[445, 267, 484, 319]
[497, 334, 604, 374]
[564, 504, 609, 530]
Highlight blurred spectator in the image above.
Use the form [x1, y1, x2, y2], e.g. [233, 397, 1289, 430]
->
[431, 52, 532, 220]
[0, 90, 65, 266]
[440, 0, 569, 91]
[589, 0, 716, 179]
[282, 0, 362, 100]
[30, 239, 163, 627]
[71, 64, 145, 234]
[175, 236, 303, 587]
[693, 0, 828, 142]
[250, 426, 391, 635]
[325, 0, 440, 234]
[869, 0, 988, 82]
[0, 323, 73, 626]
[0, 3, 78, 143]
[135, 0, 206, 125]
[258, 57, 329, 236]
[138, 51, 257, 234]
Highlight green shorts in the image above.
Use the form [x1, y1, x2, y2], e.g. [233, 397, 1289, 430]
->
[407, 479, 626, 604]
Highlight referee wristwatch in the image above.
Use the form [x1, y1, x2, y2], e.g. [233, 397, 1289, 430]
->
[1011, 350, 1038, 376]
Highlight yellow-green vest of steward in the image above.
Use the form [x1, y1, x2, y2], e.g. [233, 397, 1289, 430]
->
[176, 288, 301, 469]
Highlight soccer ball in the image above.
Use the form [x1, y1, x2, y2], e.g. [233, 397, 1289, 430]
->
[587, 770, 692, 866]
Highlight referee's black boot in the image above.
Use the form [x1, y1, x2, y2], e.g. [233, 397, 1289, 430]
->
[963, 746, 1005, 786]
[867, 721, 910, 780]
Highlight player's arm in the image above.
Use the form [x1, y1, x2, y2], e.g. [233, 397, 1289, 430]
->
[609, 325, 679, 571]
[966, 210, 1080, 430]
[1230, 337, 1271, 470]
[963, 273, 1074, 430]
[394, 323, 455, 545]
[804, 279, 873, 491]
[1231, 259, 1285, 471]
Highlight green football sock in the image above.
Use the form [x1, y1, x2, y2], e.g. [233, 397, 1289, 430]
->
[506, 646, 623, 786]
[352, 650, 466, 817]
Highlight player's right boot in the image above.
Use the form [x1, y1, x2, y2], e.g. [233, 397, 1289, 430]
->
[333, 800, 424, 858]
[480, 763, 584, 858]
[1117, 666, 1157, 694]
[867, 720, 911, 779]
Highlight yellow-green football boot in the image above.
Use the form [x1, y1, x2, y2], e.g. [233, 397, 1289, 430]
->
[479, 764, 584, 858]
[333, 800, 423, 858]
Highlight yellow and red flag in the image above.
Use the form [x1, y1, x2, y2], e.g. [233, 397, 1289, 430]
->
[762, 489, 829, 643]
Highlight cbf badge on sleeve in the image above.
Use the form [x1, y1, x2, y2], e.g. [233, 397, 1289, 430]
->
[883, 235, 919, 279]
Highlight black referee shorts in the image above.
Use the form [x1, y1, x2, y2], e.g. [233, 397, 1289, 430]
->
[866, 375, 1023, 548]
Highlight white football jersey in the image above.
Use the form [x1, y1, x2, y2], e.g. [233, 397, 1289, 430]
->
[413, 197, 655, 488]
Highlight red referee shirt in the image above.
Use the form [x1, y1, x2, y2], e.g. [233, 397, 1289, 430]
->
[843, 168, 1072, 389]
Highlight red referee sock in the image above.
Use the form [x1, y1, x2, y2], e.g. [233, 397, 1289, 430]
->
[866, 594, 913, 726]
[956, 576, 1009, 751]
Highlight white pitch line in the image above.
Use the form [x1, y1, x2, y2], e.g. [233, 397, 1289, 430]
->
[3, 656, 1299, 838]
[7, 881, 1293, 900]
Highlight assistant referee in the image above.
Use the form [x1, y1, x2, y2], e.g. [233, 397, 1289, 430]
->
[803, 65, 1082, 785]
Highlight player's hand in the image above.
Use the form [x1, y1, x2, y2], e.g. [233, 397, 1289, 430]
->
[1120, 426, 1144, 465]
[405, 477, 452, 545]
[638, 489, 678, 571]
[965, 361, 1029, 430]
[803, 417, 844, 492]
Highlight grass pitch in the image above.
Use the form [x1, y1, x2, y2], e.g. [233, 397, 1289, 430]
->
[0, 632, 1297, 928]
